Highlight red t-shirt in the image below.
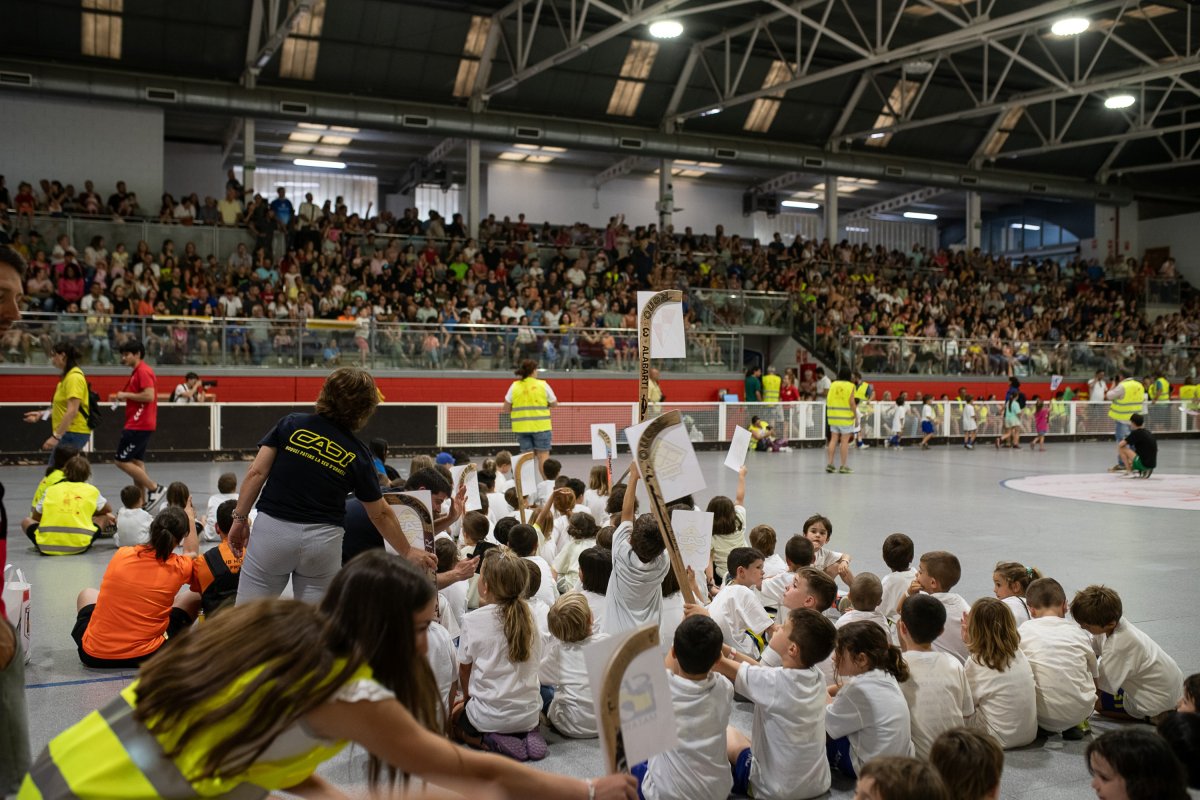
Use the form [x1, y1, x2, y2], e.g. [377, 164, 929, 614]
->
[124, 360, 158, 431]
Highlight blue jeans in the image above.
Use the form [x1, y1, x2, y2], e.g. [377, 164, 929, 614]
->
[517, 429, 552, 452]
[50, 431, 92, 462]
[1114, 420, 1131, 442]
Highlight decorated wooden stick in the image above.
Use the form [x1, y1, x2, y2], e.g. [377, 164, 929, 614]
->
[598, 428, 614, 487]
[513, 451, 536, 524]
[638, 289, 683, 423]
[599, 624, 661, 774]
[634, 409, 696, 605]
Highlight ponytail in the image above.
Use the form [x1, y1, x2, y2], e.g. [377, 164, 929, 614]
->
[883, 643, 910, 683]
[500, 598, 535, 663]
[836, 620, 909, 683]
[480, 549, 536, 663]
[145, 507, 188, 562]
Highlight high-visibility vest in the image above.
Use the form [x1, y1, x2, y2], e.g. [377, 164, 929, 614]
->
[509, 378, 552, 433]
[749, 420, 769, 451]
[762, 374, 781, 403]
[826, 380, 856, 426]
[1108, 379, 1146, 422]
[19, 664, 372, 800]
[1149, 377, 1170, 402]
[34, 481, 100, 556]
[32, 469, 64, 510]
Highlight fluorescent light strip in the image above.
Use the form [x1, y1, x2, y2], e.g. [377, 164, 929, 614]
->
[293, 158, 345, 169]
[782, 200, 820, 209]
[903, 211, 938, 220]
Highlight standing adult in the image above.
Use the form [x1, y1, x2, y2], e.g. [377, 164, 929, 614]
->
[814, 366, 832, 401]
[1105, 374, 1146, 471]
[22, 341, 92, 455]
[1086, 369, 1108, 433]
[744, 365, 763, 403]
[504, 359, 557, 473]
[825, 367, 858, 474]
[1145, 372, 1171, 430]
[852, 371, 873, 448]
[110, 339, 163, 507]
[761, 365, 781, 403]
[229, 367, 436, 603]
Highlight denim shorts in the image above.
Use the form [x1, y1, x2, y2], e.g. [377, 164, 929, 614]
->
[517, 429, 553, 452]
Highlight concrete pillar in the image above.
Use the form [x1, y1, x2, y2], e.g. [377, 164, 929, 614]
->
[658, 160, 674, 232]
[466, 138, 481, 236]
[243, 118, 256, 195]
[824, 177, 838, 242]
[966, 190, 981, 251]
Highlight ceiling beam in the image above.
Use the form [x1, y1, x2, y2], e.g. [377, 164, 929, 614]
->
[752, 171, 812, 193]
[1108, 157, 1200, 177]
[995, 119, 1200, 161]
[843, 187, 949, 220]
[594, 156, 650, 187]
[245, 0, 315, 83]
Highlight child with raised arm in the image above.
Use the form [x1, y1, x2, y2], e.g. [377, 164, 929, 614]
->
[825, 621, 913, 780]
[634, 616, 733, 800]
[802, 514, 853, 586]
[539, 593, 606, 739]
[759, 535, 815, 612]
[705, 465, 747, 585]
[1018, 577, 1099, 740]
[714, 608, 837, 800]
[602, 463, 669, 636]
[1072, 584, 1184, 724]
[897, 594, 973, 758]
[901, 550, 970, 663]
[992, 560, 1042, 623]
[706, 547, 778, 659]
[455, 548, 546, 761]
[962, 597, 1037, 749]
[879, 534, 916, 641]
[836, 573, 889, 636]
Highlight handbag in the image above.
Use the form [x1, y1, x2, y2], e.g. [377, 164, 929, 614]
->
[2, 565, 31, 665]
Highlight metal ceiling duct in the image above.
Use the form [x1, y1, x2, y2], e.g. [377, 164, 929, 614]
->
[1, 60, 1133, 205]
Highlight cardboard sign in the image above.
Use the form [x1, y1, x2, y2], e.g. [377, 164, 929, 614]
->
[637, 291, 686, 359]
[1050, 374, 1064, 392]
[670, 509, 714, 583]
[591, 423, 618, 461]
[725, 426, 752, 471]
[515, 455, 539, 499]
[450, 464, 482, 512]
[625, 416, 707, 504]
[385, 490, 433, 554]
[585, 628, 679, 770]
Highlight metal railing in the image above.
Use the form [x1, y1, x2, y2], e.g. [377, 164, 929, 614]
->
[0, 313, 742, 373]
[687, 288, 792, 331]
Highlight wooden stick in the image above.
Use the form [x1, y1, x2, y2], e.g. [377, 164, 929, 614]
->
[638, 290, 683, 423]
[634, 410, 696, 605]
[598, 428, 614, 487]
[513, 451, 536, 525]
[599, 624, 661, 774]
[388, 493, 435, 557]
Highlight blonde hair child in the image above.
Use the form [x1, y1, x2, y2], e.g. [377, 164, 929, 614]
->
[540, 593, 606, 738]
[963, 598, 1038, 749]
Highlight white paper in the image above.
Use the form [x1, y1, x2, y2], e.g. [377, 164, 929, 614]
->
[637, 291, 686, 359]
[39, 409, 50, 421]
[110, 401, 120, 410]
[450, 464, 482, 512]
[725, 426, 752, 471]
[516, 455, 539, 499]
[624, 417, 707, 504]
[385, 490, 433, 554]
[585, 627, 679, 770]
[590, 423, 618, 461]
[1050, 374, 1064, 392]
[671, 510, 714, 582]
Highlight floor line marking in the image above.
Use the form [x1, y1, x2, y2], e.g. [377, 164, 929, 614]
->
[26, 674, 135, 689]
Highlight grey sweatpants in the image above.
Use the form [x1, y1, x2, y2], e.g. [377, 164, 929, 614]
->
[234, 511, 344, 604]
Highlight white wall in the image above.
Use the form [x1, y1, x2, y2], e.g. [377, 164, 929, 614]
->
[485, 163, 755, 237]
[163, 142, 226, 201]
[0, 95, 164, 205]
[1081, 202, 1139, 263]
[1139, 211, 1200, 285]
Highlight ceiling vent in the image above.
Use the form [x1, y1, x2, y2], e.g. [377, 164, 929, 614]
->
[0, 71, 33, 87]
[960, 175, 980, 186]
[803, 156, 825, 168]
[714, 147, 738, 159]
[144, 87, 178, 103]
[514, 126, 542, 139]
[403, 115, 431, 128]
[884, 165, 906, 178]
[278, 100, 310, 115]
[619, 137, 645, 150]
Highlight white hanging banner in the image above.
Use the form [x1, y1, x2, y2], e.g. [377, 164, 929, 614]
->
[637, 291, 686, 359]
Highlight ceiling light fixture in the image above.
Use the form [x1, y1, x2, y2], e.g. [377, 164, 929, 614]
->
[846, 226, 869, 233]
[1010, 223, 1041, 230]
[293, 158, 346, 169]
[648, 19, 683, 38]
[782, 200, 820, 209]
[1051, 17, 1090, 35]
[868, 132, 887, 139]
[699, 106, 722, 117]
[903, 59, 934, 75]
[903, 211, 938, 221]
[1104, 93, 1136, 109]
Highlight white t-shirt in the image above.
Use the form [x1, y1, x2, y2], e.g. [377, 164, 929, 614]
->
[485, 492, 511, 527]
[439, 582, 468, 635]
[457, 603, 543, 734]
[815, 376, 831, 398]
[580, 589, 606, 634]
[603, 520, 669, 635]
[534, 479, 556, 508]
[880, 569, 916, 632]
[836, 609, 890, 638]
[539, 633, 608, 737]
[892, 404, 908, 433]
[810, 545, 844, 574]
[202, 491, 238, 541]
[115, 507, 153, 547]
[1018, 615, 1100, 731]
[659, 592, 684, 654]
[425, 620, 457, 718]
[762, 553, 788, 581]
[962, 404, 977, 432]
[900, 650, 974, 758]
[931, 592, 972, 663]
[736, 664, 830, 800]
[921, 404, 935, 422]
[552, 536, 595, 593]
[1088, 378, 1108, 402]
[583, 488, 609, 523]
[824, 669, 913, 773]
[1003, 595, 1032, 625]
[711, 506, 748, 580]
[759, 570, 792, 610]
[1097, 619, 1184, 718]
[523, 555, 559, 609]
[965, 650, 1038, 749]
[708, 583, 773, 658]
[643, 672, 734, 800]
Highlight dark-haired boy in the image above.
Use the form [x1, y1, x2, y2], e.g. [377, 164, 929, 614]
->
[706, 547, 777, 659]
[507, 523, 559, 609]
[760, 567, 839, 684]
[759, 535, 815, 611]
[576, 545, 611, 633]
[633, 615, 733, 800]
[879, 533, 915, 640]
[897, 594, 973, 758]
[902, 550, 970, 663]
[114, 484, 152, 548]
[602, 465, 669, 636]
[188, 499, 243, 618]
[1116, 412, 1157, 478]
[715, 608, 838, 800]
[1017, 577, 1097, 739]
[201, 472, 238, 542]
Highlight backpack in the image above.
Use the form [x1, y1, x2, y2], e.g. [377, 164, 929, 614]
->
[72, 369, 103, 430]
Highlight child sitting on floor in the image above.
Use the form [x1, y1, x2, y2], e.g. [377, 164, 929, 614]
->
[115, 484, 153, 548]
[929, 728, 1002, 800]
[602, 465, 669, 636]
[837, 573, 889, 636]
[189, 499, 243, 618]
[539, 593, 606, 739]
[507, 523, 558, 609]
[879, 534, 916, 642]
[706, 547, 777, 660]
[962, 597, 1037, 749]
[749, 524, 787, 582]
[902, 550, 970, 663]
[897, 594, 973, 758]
[1018, 578, 1098, 740]
[759, 535, 815, 612]
[201, 472, 238, 542]
[992, 560, 1042, 623]
[552, 512, 598, 594]
[803, 514, 853, 586]
[575, 545, 611, 633]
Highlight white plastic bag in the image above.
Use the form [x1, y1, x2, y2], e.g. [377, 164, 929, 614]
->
[3, 565, 31, 664]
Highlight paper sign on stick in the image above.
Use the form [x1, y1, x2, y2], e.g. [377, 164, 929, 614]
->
[450, 464, 482, 512]
[1050, 374, 1064, 392]
[637, 291, 686, 359]
[725, 426, 752, 471]
[625, 416, 707, 505]
[516, 455, 539, 498]
[385, 490, 433, 554]
[590, 423, 618, 461]
[671, 509, 714, 584]
[585, 627, 679, 769]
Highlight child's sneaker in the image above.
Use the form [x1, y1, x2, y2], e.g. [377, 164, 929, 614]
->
[1062, 720, 1091, 740]
[825, 464, 837, 473]
[483, 733, 528, 761]
[525, 729, 549, 761]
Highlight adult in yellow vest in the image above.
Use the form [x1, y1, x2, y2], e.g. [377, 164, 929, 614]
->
[852, 371, 873, 448]
[762, 366, 782, 403]
[19, 554, 635, 800]
[1145, 374, 1171, 403]
[504, 358, 558, 473]
[24, 455, 113, 556]
[825, 368, 858, 474]
[1105, 375, 1146, 471]
[21, 341, 92, 457]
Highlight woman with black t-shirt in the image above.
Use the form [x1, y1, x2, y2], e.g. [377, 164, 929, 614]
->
[228, 367, 436, 603]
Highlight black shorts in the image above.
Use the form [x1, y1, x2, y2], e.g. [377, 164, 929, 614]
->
[71, 603, 192, 669]
[115, 429, 154, 462]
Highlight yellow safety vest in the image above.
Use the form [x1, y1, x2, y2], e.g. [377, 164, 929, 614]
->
[20, 663, 372, 800]
[749, 420, 769, 451]
[826, 380, 856, 426]
[1149, 377, 1170, 402]
[762, 374, 781, 403]
[35, 481, 100, 556]
[32, 469, 64, 510]
[509, 378, 552, 433]
[1108, 379, 1145, 422]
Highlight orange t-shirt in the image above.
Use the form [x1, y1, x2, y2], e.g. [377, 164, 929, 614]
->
[191, 540, 243, 594]
[81, 547, 198, 660]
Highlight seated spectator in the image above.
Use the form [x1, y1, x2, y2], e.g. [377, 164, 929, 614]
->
[190, 499, 243, 617]
[115, 484, 153, 547]
[25, 455, 114, 556]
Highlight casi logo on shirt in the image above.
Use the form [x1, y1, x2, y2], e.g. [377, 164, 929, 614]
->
[288, 429, 357, 468]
